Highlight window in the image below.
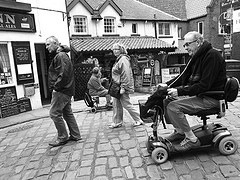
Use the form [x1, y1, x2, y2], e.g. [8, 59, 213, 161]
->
[198, 21, 204, 35]
[73, 16, 87, 33]
[104, 17, 115, 33]
[132, 23, 138, 34]
[178, 27, 182, 39]
[158, 23, 170, 35]
[0, 43, 13, 85]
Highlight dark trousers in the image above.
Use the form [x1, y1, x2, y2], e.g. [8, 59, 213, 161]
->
[50, 91, 81, 141]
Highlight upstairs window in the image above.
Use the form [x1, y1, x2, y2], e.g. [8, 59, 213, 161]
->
[198, 21, 204, 35]
[158, 23, 170, 35]
[132, 23, 138, 34]
[73, 16, 87, 33]
[104, 17, 115, 33]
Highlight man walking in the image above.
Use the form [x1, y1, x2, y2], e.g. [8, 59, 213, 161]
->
[45, 36, 81, 147]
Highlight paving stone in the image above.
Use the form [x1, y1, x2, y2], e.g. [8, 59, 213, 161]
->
[212, 156, 232, 165]
[174, 164, 190, 176]
[37, 167, 52, 177]
[78, 167, 92, 176]
[49, 172, 64, 180]
[121, 140, 136, 149]
[125, 166, 134, 179]
[120, 157, 129, 167]
[134, 167, 147, 179]
[71, 151, 81, 161]
[128, 148, 140, 157]
[131, 157, 143, 167]
[160, 161, 173, 170]
[98, 143, 112, 151]
[95, 157, 107, 165]
[147, 165, 162, 179]
[52, 162, 68, 172]
[81, 160, 93, 167]
[97, 150, 114, 157]
[116, 150, 128, 157]
[111, 168, 123, 178]
[201, 161, 218, 174]
[185, 159, 200, 170]
[205, 171, 225, 180]
[108, 157, 118, 168]
[94, 165, 106, 176]
[22, 170, 37, 180]
[219, 165, 240, 178]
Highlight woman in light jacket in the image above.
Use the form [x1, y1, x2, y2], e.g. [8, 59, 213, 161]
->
[109, 43, 144, 128]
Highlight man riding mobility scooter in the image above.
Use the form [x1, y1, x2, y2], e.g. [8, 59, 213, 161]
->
[140, 77, 239, 164]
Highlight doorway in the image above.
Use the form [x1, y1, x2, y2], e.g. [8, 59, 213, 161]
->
[35, 44, 51, 105]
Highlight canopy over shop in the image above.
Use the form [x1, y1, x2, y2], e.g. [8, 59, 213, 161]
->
[70, 36, 177, 100]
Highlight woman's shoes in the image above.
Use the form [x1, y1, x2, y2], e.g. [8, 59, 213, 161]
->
[133, 120, 144, 127]
[109, 122, 123, 129]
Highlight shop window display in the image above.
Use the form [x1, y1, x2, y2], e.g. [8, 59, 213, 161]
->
[0, 44, 13, 85]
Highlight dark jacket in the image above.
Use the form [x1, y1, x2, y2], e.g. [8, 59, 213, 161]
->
[166, 41, 226, 100]
[48, 46, 75, 96]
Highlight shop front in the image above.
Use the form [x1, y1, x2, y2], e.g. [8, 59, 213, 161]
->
[70, 36, 176, 100]
[0, 0, 70, 118]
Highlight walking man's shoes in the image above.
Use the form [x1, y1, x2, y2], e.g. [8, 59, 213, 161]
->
[49, 139, 68, 147]
[68, 136, 82, 142]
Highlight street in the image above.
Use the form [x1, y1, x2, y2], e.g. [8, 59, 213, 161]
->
[0, 94, 240, 180]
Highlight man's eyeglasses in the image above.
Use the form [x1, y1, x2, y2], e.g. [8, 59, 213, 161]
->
[183, 39, 197, 48]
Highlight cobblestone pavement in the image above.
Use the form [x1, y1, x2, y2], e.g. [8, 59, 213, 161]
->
[0, 96, 240, 180]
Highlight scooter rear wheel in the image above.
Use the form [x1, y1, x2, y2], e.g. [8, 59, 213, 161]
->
[151, 147, 168, 164]
[91, 107, 97, 113]
[218, 136, 238, 155]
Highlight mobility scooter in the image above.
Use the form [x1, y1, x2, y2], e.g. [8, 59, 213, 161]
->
[141, 77, 239, 164]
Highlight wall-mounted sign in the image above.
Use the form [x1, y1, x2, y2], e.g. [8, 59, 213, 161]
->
[12, 41, 34, 85]
[161, 67, 180, 83]
[0, 11, 36, 32]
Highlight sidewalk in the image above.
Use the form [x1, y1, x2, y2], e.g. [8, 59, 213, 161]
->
[0, 92, 150, 129]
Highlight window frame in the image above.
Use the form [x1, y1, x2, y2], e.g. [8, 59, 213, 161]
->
[104, 17, 116, 34]
[73, 15, 88, 34]
[158, 22, 171, 36]
[198, 21, 204, 35]
[132, 23, 138, 34]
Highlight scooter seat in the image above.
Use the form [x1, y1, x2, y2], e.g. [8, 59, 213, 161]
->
[188, 107, 220, 117]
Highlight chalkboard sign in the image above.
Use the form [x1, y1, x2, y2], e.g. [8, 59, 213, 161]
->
[0, 86, 19, 118]
[12, 41, 34, 85]
[17, 98, 32, 113]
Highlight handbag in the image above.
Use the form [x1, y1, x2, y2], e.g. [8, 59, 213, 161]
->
[108, 81, 121, 99]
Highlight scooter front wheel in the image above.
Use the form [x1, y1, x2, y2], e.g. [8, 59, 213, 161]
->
[218, 136, 238, 155]
[151, 147, 168, 164]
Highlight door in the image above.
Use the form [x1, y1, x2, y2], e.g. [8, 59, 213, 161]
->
[35, 44, 51, 105]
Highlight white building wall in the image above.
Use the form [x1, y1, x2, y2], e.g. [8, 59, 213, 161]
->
[0, 0, 70, 110]
[68, 2, 178, 46]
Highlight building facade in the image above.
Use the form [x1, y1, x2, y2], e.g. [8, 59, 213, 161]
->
[0, 0, 70, 118]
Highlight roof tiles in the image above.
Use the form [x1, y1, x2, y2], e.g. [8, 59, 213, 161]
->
[70, 36, 176, 52]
